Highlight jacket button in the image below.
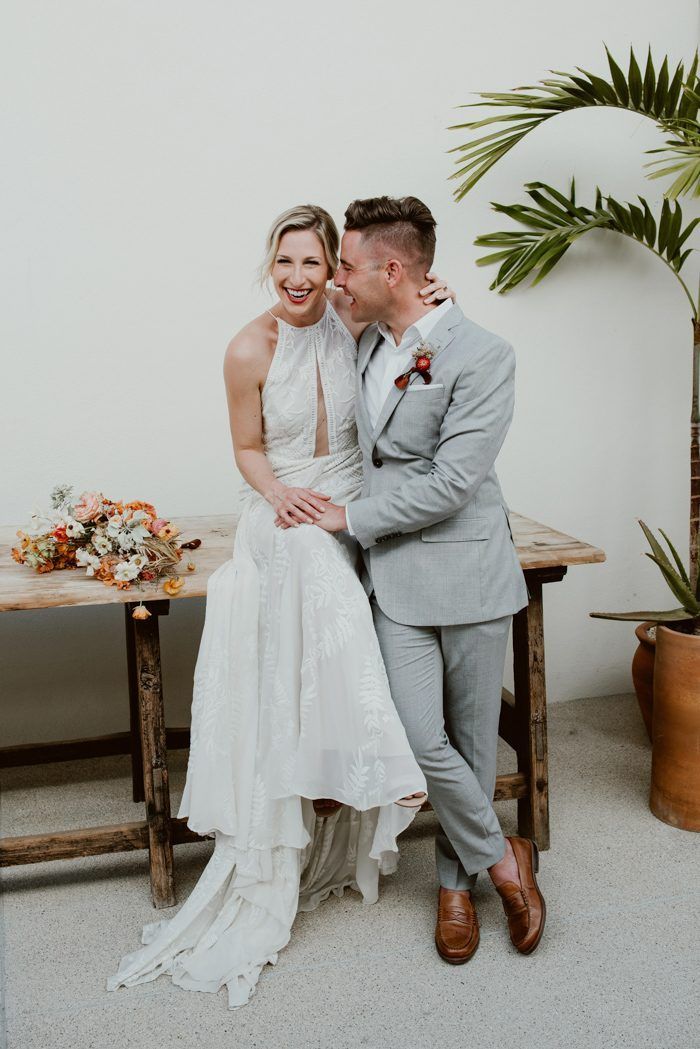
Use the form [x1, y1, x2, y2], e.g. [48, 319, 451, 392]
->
[372, 457, 383, 468]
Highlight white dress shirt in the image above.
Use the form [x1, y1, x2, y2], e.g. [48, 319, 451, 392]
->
[346, 298, 453, 535]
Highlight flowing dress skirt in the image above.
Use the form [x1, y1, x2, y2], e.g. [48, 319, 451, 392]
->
[108, 455, 426, 1008]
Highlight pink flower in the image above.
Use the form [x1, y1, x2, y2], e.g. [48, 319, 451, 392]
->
[148, 518, 168, 534]
[73, 491, 103, 523]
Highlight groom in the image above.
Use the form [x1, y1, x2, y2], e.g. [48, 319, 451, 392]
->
[317, 195, 545, 961]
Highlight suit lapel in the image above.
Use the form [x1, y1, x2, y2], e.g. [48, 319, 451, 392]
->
[355, 326, 382, 441]
[370, 304, 463, 444]
[359, 325, 382, 379]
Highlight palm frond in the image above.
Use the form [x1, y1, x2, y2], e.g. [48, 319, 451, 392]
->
[645, 99, 700, 198]
[474, 181, 699, 297]
[450, 47, 700, 200]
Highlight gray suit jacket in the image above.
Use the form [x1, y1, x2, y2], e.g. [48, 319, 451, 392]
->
[348, 303, 528, 626]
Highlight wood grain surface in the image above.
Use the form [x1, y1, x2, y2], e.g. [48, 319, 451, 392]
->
[0, 512, 605, 612]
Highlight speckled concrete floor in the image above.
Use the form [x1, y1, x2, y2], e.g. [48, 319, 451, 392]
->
[1, 694, 698, 1049]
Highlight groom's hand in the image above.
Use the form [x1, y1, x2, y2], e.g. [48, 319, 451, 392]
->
[313, 502, 347, 532]
[273, 503, 347, 532]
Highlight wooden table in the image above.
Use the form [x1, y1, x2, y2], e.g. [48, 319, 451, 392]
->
[0, 513, 604, 907]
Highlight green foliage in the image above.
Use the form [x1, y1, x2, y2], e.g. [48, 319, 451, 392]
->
[473, 180, 699, 299]
[591, 522, 700, 623]
[450, 47, 700, 200]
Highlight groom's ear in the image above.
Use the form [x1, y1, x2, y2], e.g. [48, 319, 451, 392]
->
[385, 259, 403, 287]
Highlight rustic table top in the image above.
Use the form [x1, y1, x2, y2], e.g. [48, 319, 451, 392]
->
[0, 512, 605, 612]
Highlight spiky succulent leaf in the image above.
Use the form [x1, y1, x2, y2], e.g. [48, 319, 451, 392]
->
[658, 527, 692, 587]
[590, 608, 691, 622]
[644, 553, 700, 614]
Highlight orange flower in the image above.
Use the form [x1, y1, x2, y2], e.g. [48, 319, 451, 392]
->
[163, 577, 184, 596]
[132, 604, 152, 620]
[126, 500, 157, 518]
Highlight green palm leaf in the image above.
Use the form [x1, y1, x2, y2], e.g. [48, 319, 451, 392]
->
[474, 181, 698, 304]
[450, 46, 700, 200]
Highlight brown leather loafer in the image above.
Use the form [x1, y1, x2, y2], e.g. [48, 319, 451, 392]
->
[435, 887, 480, 964]
[494, 836, 546, 955]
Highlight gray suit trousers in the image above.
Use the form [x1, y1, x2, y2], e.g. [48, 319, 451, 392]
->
[371, 596, 510, 890]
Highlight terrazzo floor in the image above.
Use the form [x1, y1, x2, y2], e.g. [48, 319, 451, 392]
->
[1, 693, 698, 1049]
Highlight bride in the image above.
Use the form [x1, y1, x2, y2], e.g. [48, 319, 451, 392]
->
[108, 204, 452, 1008]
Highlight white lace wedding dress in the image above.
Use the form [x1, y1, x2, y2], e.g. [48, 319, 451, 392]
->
[108, 300, 426, 1008]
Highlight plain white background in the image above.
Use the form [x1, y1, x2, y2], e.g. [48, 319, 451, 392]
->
[2, 1, 698, 743]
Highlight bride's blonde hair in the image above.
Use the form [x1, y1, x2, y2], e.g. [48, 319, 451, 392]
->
[259, 204, 339, 285]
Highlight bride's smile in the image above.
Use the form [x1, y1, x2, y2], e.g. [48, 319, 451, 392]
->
[271, 228, 331, 326]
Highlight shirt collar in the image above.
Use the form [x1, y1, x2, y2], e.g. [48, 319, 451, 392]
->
[377, 297, 453, 351]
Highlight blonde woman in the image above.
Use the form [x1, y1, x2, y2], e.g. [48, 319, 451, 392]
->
[109, 205, 453, 1008]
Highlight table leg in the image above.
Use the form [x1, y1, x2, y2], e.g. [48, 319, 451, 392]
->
[512, 573, 550, 850]
[124, 605, 144, 803]
[133, 600, 175, 908]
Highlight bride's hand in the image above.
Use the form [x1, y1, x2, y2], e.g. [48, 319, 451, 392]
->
[267, 485, 331, 527]
[420, 272, 457, 304]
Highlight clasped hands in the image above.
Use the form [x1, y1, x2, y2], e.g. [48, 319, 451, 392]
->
[269, 486, 346, 533]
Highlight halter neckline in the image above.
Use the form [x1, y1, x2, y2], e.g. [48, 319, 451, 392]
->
[267, 301, 331, 331]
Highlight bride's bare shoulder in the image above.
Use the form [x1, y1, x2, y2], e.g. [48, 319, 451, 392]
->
[224, 312, 278, 370]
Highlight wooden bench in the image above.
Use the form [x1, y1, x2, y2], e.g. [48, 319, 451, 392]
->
[0, 513, 605, 907]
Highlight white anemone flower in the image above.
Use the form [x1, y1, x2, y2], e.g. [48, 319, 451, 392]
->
[106, 514, 123, 537]
[76, 547, 101, 575]
[129, 553, 149, 571]
[92, 533, 112, 555]
[117, 531, 136, 553]
[65, 519, 85, 538]
[114, 560, 140, 582]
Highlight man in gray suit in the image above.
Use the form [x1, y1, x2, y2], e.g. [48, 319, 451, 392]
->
[316, 195, 546, 962]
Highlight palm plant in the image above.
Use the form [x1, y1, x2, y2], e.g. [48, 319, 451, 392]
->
[450, 46, 700, 579]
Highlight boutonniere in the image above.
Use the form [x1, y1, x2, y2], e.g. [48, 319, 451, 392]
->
[395, 342, 435, 389]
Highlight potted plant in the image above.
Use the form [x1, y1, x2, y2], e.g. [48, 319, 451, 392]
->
[449, 46, 700, 732]
[591, 522, 700, 830]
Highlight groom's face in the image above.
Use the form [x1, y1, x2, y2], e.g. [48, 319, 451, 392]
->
[335, 230, 388, 323]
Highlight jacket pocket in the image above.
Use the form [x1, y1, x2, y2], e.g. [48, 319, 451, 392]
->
[420, 516, 490, 543]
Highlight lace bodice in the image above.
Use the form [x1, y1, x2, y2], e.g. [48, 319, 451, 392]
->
[261, 300, 359, 472]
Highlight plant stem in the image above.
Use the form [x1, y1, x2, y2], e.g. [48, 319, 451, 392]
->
[691, 322, 700, 583]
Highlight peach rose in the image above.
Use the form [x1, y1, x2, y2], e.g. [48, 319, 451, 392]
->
[73, 491, 102, 523]
[157, 524, 180, 541]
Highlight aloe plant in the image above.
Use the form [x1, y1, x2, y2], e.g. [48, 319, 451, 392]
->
[590, 521, 700, 627]
[450, 46, 700, 579]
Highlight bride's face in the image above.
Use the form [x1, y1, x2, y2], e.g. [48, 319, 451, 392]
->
[271, 230, 330, 321]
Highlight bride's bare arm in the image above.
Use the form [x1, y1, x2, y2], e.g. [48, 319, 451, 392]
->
[224, 329, 331, 526]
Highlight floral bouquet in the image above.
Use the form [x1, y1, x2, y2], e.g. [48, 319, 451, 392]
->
[11, 484, 199, 601]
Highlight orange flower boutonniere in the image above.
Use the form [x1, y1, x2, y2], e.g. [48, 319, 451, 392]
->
[394, 343, 435, 389]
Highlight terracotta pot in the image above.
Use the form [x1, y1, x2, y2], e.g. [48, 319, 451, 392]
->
[631, 622, 655, 742]
[649, 622, 700, 831]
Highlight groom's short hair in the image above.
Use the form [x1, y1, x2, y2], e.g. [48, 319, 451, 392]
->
[344, 196, 437, 273]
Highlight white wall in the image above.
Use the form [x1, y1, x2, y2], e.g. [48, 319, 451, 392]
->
[2, 1, 698, 744]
